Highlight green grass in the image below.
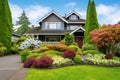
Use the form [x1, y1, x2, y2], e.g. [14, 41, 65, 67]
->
[25, 65, 120, 80]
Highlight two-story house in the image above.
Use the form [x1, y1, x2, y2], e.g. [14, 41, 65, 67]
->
[24, 10, 85, 48]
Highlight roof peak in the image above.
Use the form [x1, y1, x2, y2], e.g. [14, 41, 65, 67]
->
[65, 10, 81, 18]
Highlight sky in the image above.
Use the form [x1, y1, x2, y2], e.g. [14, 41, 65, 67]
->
[8, 0, 120, 26]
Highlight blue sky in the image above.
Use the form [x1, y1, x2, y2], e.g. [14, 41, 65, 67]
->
[9, 0, 120, 26]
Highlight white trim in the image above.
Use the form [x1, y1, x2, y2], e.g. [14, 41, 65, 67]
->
[68, 22, 85, 23]
[65, 10, 81, 18]
[38, 10, 68, 23]
[70, 26, 85, 34]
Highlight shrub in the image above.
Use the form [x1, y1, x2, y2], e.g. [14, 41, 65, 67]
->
[69, 45, 82, 54]
[73, 55, 82, 63]
[19, 38, 41, 50]
[60, 39, 65, 44]
[24, 57, 36, 68]
[10, 45, 19, 54]
[0, 43, 7, 56]
[39, 46, 49, 52]
[20, 50, 30, 62]
[33, 56, 53, 68]
[0, 47, 7, 56]
[69, 45, 78, 51]
[86, 54, 120, 65]
[44, 50, 62, 55]
[14, 36, 27, 45]
[26, 53, 39, 59]
[62, 50, 76, 59]
[82, 50, 101, 55]
[46, 44, 69, 52]
[90, 24, 120, 55]
[82, 43, 96, 51]
[52, 55, 73, 66]
[64, 32, 74, 46]
[105, 54, 113, 59]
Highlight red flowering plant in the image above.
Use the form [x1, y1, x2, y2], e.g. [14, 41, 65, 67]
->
[62, 50, 76, 59]
[23, 57, 36, 68]
[33, 56, 53, 68]
[90, 24, 120, 59]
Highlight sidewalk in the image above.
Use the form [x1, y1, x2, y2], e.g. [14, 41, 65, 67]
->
[0, 55, 28, 80]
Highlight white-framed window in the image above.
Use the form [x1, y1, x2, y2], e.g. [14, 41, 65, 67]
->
[67, 25, 78, 30]
[45, 22, 61, 30]
[70, 15, 78, 20]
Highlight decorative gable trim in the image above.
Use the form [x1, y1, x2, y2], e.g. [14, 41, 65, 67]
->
[38, 10, 68, 23]
[70, 26, 85, 34]
[65, 10, 81, 18]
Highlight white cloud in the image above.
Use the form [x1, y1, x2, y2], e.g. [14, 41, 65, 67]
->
[76, 4, 120, 25]
[9, 3, 51, 26]
[65, 2, 77, 7]
[97, 4, 120, 24]
[9, 3, 23, 23]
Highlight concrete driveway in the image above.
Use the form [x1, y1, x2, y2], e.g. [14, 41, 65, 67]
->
[0, 55, 28, 80]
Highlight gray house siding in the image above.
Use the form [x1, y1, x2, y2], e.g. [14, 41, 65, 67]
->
[41, 14, 65, 30]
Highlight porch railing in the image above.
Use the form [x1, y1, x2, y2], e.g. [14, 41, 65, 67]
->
[40, 42, 60, 45]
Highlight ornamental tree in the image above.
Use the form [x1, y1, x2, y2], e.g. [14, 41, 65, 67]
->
[90, 24, 120, 56]
[0, 0, 12, 51]
[84, 0, 99, 43]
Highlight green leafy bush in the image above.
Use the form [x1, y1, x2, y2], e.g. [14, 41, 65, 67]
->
[0, 47, 7, 56]
[64, 32, 74, 46]
[26, 53, 39, 59]
[11, 45, 19, 54]
[20, 50, 30, 62]
[82, 50, 101, 55]
[14, 36, 27, 45]
[69, 45, 78, 51]
[0, 43, 7, 56]
[69, 45, 82, 54]
[74, 55, 82, 63]
[43, 50, 62, 57]
[82, 43, 96, 51]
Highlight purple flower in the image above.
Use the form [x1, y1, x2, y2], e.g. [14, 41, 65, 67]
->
[81, 55, 87, 60]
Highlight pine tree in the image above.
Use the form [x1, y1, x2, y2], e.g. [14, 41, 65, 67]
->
[16, 11, 31, 35]
[84, 0, 99, 43]
[0, 0, 12, 51]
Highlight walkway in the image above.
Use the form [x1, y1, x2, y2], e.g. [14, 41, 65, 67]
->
[0, 55, 28, 80]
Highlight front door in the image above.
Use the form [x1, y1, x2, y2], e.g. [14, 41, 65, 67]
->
[75, 36, 83, 48]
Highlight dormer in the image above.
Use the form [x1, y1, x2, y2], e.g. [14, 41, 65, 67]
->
[65, 10, 81, 20]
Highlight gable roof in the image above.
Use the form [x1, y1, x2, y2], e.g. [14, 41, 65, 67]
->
[70, 26, 85, 34]
[38, 10, 68, 23]
[12, 32, 21, 37]
[65, 10, 81, 18]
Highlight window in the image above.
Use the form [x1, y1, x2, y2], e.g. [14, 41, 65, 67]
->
[67, 26, 78, 30]
[70, 15, 78, 20]
[45, 22, 61, 30]
[45, 36, 61, 41]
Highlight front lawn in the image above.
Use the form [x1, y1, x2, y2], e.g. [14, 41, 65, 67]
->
[25, 65, 120, 80]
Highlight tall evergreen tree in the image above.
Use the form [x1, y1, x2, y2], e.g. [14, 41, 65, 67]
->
[84, 0, 99, 43]
[16, 11, 31, 35]
[0, 0, 12, 51]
